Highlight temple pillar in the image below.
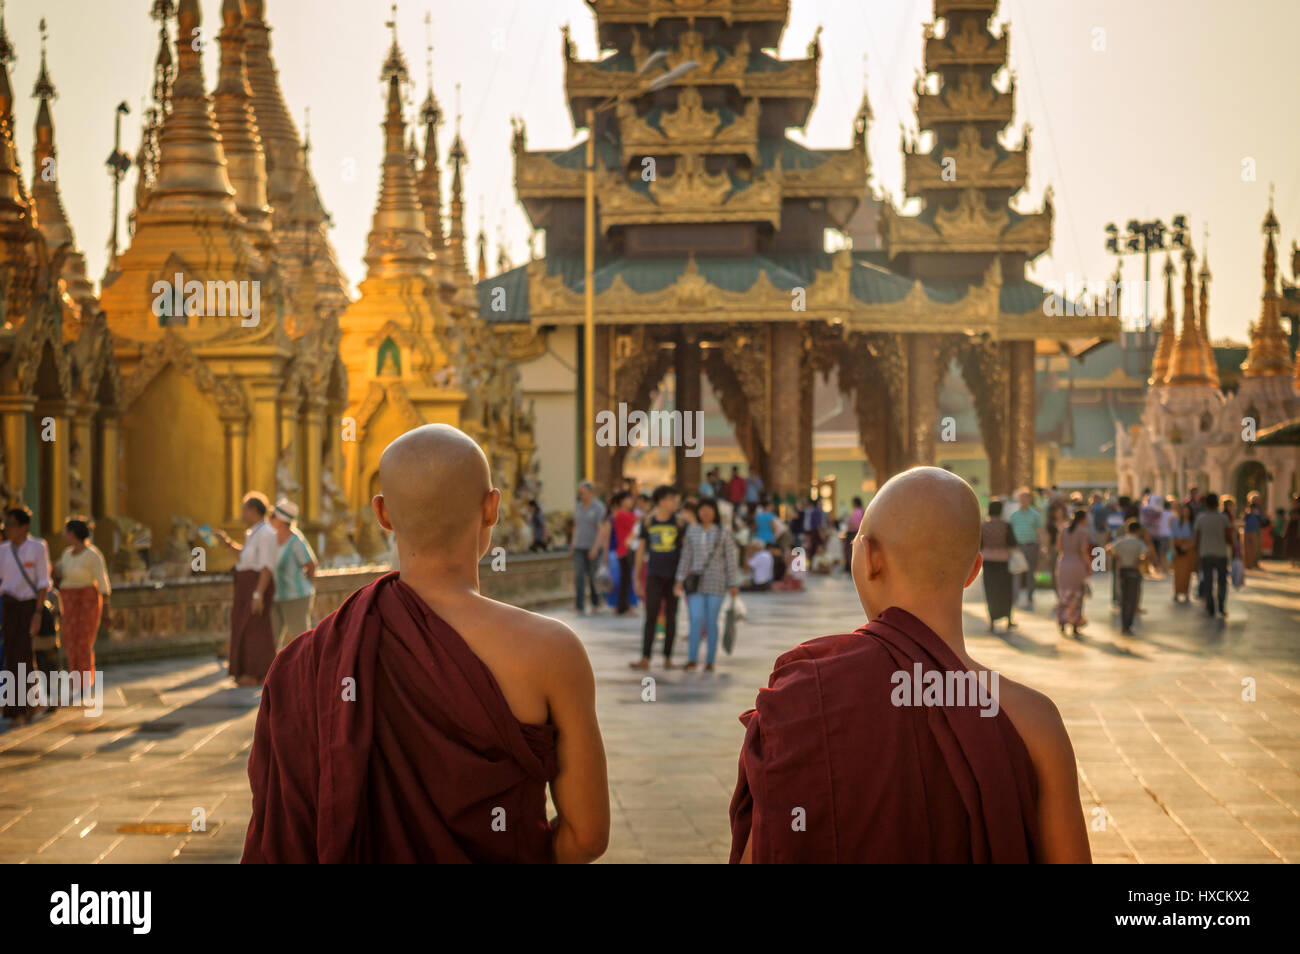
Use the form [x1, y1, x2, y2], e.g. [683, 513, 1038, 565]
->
[97, 414, 120, 519]
[0, 398, 32, 507]
[248, 382, 280, 499]
[592, 324, 615, 493]
[674, 329, 702, 492]
[798, 362, 814, 503]
[1006, 340, 1036, 493]
[301, 400, 325, 525]
[225, 418, 249, 521]
[35, 402, 74, 552]
[769, 322, 802, 498]
[72, 407, 96, 520]
[907, 334, 939, 467]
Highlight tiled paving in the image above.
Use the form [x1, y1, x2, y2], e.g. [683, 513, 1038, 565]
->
[1, 564, 1297, 863]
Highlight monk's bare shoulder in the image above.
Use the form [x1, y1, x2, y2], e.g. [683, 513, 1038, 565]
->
[468, 594, 592, 675]
[993, 675, 1077, 778]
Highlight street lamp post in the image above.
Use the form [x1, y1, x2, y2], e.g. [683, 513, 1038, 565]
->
[582, 55, 697, 482]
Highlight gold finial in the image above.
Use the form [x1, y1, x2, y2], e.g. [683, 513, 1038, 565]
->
[424, 10, 433, 91]
[0, 0, 13, 68]
[32, 17, 54, 102]
[381, 3, 409, 84]
[303, 106, 310, 150]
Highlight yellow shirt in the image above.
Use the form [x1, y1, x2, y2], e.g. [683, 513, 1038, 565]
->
[58, 544, 112, 595]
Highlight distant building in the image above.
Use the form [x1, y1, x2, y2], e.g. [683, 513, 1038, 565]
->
[1118, 201, 1300, 504]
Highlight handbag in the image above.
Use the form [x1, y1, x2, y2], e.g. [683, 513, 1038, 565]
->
[684, 526, 725, 595]
[1008, 548, 1029, 575]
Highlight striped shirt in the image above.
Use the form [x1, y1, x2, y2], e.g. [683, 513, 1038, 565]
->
[273, 529, 317, 601]
[675, 523, 741, 595]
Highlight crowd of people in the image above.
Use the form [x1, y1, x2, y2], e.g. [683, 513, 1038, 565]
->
[565, 467, 839, 671]
[0, 490, 321, 731]
[977, 484, 1300, 639]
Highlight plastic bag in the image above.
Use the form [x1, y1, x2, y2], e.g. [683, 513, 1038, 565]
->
[1231, 557, 1245, 589]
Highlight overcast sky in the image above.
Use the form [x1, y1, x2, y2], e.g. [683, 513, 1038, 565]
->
[7, 0, 1297, 341]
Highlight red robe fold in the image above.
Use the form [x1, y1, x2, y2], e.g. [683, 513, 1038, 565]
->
[729, 606, 1040, 863]
[243, 572, 558, 863]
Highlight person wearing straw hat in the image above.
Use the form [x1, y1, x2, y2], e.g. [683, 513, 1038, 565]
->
[269, 499, 317, 649]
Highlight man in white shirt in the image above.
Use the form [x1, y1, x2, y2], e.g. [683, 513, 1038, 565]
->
[0, 506, 52, 723]
[744, 545, 774, 591]
[216, 492, 278, 686]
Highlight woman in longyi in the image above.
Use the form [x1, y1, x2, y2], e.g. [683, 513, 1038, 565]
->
[55, 517, 112, 686]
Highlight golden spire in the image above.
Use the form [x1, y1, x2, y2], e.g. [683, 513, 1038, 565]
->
[1149, 254, 1176, 385]
[241, 0, 348, 310]
[417, 10, 444, 252]
[1198, 229, 1219, 387]
[241, 0, 303, 211]
[445, 83, 468, 278]
[140, 0, 239, 223]
[29, 17, 96, 311]
[476, 198, 488, 282]
[362, 8, 434, 281]
[1242, 190, 1292, 378]
[128, 3, 174, 230]
[0, 0, 35, 257]
[214, 0, 272, 255]
[1164, 245, 1211, 386]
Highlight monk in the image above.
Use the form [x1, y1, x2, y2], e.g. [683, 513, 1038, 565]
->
[730, 467, 1090, 863]
[243, 424, 609, 863]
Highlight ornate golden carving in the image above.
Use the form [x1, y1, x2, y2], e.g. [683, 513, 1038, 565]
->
[780, 148, 868, 199]
[588, 0, 790, 26]
[925, 17, 1008, 68]
[882, 190, 1051, 256]
[598, 155, 782, 228]
[904, 124, 1026, 194]
[120, 331, 250, 418]
[617, 88, 760, 163]
[917, 71, 1015, 129]
[564, 30, 814, 106]
[514, 150, 585, 201]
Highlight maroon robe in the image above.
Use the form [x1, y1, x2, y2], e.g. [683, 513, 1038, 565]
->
[729, 607, 1040, 863]
[229, 570, 276, 683]
[243, 572, 558, 863]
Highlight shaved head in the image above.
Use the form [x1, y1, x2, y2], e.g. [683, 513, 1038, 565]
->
[376, 424, 494, 553]
[859, 466, 981, 592]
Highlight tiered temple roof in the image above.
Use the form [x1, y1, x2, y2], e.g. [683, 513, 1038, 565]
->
[485, 0, 1113, 352]
[516, 1, 866, 247]
[882, 0, 1050, 274]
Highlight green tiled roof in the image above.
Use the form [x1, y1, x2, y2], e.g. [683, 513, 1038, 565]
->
[541, 139, 620, 171]
[477, 262, 530, 324]
[476, 252, 1033, 321]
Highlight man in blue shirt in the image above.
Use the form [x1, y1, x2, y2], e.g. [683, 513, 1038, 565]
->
[1008, 489, 1045, 609]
